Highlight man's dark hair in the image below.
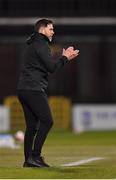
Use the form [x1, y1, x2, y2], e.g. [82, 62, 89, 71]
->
[34, 19, 53, 32]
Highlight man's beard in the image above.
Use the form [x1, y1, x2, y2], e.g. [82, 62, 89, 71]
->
[49, 37, 52, 42]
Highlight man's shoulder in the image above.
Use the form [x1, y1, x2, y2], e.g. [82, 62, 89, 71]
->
[33, 38, 49, 49]
[34, 35, 46, 44]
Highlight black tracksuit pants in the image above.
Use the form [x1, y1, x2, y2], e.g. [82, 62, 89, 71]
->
[17, 90, 53, 161]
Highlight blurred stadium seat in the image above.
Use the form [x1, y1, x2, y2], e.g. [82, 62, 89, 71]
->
[4, 96, 71, 131]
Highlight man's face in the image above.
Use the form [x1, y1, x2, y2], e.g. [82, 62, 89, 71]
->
[44, 24, 54, 41]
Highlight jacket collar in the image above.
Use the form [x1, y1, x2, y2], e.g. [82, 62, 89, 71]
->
[38, 33, 50, 44]
[26, 32, 51, 45]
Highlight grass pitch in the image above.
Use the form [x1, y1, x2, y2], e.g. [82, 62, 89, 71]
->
[0, 130, 116, 179]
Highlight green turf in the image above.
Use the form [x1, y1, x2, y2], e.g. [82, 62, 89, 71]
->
[0, 130, 116, 179]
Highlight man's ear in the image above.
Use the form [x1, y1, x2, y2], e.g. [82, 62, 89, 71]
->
[39, 27, 45, 34]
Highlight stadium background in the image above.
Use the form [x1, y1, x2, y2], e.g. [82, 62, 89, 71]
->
[0, 0, 116, 131]
[0, 1, 116, 178]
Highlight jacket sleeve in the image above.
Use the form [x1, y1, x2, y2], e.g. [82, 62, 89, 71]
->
[34, 41, 69, 73]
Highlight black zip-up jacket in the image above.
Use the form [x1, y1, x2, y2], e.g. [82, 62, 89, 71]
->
[17, 32, 68, 92]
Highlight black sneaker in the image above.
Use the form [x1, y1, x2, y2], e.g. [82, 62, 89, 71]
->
[34, 156, 50, 167]
[23, 156, 49, 168]
[23, 161, 33, 167]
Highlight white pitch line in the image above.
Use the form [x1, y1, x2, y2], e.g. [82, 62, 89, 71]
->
[61, 157, 105, 167]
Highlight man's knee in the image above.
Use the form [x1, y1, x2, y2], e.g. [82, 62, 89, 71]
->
[48, 119, 53, 129]
[44, 118, 53, 130]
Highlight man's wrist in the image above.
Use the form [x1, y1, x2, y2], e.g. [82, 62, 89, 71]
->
[62, 55, 69, 63]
